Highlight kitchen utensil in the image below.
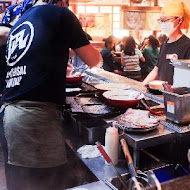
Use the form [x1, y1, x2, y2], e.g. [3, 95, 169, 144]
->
[147, 170, 162, 190]
[148, 80, 165, 90]
[162, 82, 173, 93]
[96, 142, 128, 190]
[102, 90, 144, 109]
[139, 98, 164, 116]
[120, 138, 143, 190]
[95, 83, 130, 94]
[66, 75, 84, 83]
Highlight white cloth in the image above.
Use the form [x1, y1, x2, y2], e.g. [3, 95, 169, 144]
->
[77, 145, 101, 159]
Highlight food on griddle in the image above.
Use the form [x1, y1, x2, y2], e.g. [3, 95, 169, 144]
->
[95, 83, 130, 91]
[75, 97, 102, 105]
[118, 108, 159, 128]
[148, 80, 165, 90]
[82, 105, 111, 114]
[66, 97, 84, 112]
[103, 89, 143, 100]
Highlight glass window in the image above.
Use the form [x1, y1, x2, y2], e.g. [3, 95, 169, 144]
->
[78, 6, 85, 13]
[86, 6, 99, 13]
[113, 14, 120, 22]
[113, 22, 120, 29]
[100, 6, 112, 13]
[113, 6, 120, 13]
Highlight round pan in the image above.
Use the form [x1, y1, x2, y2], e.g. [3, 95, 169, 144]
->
[95, 83, 130, 94]
[102, 90, 144, 109]
[66, 75, 84, 84]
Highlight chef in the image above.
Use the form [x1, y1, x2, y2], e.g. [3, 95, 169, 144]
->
[143, 1, 190, 85]
[0, 0, 102, 190]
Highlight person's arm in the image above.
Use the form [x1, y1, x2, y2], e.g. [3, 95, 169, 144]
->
[140, 55, 145, 62]
[74, 44, 102, 68]
[143, 66, 158, 85]
[0, 26, 10, 46]
[121, 57, 125, 66]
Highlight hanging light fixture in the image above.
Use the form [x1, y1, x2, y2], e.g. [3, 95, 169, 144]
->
[131, 0, 143, 3]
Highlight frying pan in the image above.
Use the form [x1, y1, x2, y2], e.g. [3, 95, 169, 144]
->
[102, 90, 144, 109]
[120, 138, 150, 190]
[94, 83, 131, 94]
[66, 75, 84, 83]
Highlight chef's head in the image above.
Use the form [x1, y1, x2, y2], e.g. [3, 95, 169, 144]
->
[158, 1, 190, 35]
[33, 0, 69, 7]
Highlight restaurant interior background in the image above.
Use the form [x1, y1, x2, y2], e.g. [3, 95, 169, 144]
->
[0, 0, 190, 48]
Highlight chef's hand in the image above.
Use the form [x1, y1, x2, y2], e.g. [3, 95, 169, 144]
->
[66, 63, 74, 77]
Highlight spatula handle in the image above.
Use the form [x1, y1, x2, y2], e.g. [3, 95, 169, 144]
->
[96, 142, 112, 164]
[120, 138, 133, 164]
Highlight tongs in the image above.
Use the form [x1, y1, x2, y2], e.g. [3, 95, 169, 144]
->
[139, 98, 164, 116]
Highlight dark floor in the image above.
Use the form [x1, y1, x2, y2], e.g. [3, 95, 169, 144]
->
[0, 146, 7, 190]
[0, 144, 97, 190]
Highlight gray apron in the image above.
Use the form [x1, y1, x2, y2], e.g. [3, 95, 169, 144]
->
[2, 100, 67, 168]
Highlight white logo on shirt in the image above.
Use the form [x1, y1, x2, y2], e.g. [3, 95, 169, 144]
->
[7, 21, 34, 66]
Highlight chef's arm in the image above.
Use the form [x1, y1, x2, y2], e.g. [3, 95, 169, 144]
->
[74, 44, 102, 68]
[143, 66, 158, 85]
[0, 26, 10, 46]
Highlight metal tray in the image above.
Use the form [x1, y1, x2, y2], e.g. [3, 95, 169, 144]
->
[115, 122, 158, 133]
[113, 113, 159, 133]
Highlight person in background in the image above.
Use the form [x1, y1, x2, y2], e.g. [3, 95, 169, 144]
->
[143, 1, 190, 85]
[101, 36, 121, 74]
[139, 37, 148, 51]
[0, 0, 101, 190]
[141, 35, 160, 79]
[115, 36, 127, 52]
[121, 36, 145, 81]
[157, 33, 168, 47]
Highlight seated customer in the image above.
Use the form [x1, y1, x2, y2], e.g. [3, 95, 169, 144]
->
[121, 36, 145, 81]
[101, 37, 121, 74]
[141, 35, 160, 79]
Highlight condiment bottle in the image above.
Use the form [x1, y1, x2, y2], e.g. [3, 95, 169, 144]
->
[105, 126, 119, 165]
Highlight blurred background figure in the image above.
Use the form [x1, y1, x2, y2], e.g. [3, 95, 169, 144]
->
[157, 34, 168, 47]
[101, 36, 121, 74]
[139, 37, 148, 51]
[115, 36, 127, 52]
[121, 36, 145, 81]
[141, 35, 160, 79]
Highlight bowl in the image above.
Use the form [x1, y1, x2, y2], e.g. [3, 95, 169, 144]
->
[66, 75, 84, 84]
[94, 83, 130, 93]
[148, 80, 165, 90]
[102, 90, 144, 109]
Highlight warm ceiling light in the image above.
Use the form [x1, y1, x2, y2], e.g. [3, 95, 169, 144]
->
[131, 0, 143, 3]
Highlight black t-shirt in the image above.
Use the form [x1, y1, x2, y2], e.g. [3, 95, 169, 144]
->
[2, 5, 89, 105]
[157, 35, 190, 85]
[0, 23, 12, 94]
